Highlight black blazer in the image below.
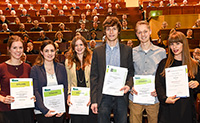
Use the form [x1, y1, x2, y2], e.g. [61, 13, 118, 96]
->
[30, 62, 68, 115]
[90, 43, 134, 105]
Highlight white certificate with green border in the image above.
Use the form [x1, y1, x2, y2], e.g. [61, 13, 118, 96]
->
[69, 87, 90, 115]
[43, 85, 66, 114]
[10, 78, 34, 109]
[102, 65, 128, 96]
[132, 75, 155, 104]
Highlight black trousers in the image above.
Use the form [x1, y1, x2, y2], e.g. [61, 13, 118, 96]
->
[0, 109, 34, 123]
[36, 113, 65, 123]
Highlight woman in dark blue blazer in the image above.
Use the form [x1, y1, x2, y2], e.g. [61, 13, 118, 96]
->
[30, 40, 68, 123]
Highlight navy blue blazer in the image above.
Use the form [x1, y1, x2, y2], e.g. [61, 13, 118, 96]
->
[30, 62, 68, 115]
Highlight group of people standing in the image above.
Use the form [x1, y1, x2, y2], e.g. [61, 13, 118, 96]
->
[0, 16, 200, 123]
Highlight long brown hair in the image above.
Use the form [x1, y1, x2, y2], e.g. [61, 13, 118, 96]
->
[161, 31, 198, 78]
[34, 40, 59, 66]
[67, 35, 92, 70]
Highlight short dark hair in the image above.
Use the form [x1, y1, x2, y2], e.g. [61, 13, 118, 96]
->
[103, 16, 122, 33]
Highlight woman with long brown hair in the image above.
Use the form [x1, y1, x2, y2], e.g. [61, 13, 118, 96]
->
[155, 31, 200, 123]
[0, 35, 35, 123]
[30, 40, 68, 123]
[65, 35, 97, 123]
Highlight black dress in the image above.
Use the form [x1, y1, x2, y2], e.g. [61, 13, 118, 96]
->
[155, 58, 200, 123]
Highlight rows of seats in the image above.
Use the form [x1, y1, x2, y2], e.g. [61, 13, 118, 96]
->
[0, 2, 126, 10]
[0, 29, 135, 43]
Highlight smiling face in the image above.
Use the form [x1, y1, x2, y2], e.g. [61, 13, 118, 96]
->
[170, 42, 183, 59]
[136, 24, 151, 43]
[74, 39, 85, 55]
[41, 44, 56, 62]
[9, 41, 24, 60]
[105, 25, 119, 42]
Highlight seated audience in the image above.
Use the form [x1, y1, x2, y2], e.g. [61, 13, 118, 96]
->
[91, 9, 99, 16]
[157, 21, 168, 38]
[0, 10, 3, 15]
[147, 1, 155, 8]
[25, 42, 39, 54]
[107, 8, 115, 16]
[86, 10, 91, 16]
[180, 0, 188, 6]
[47, 23, 54, 31]
[115, 3, 121, 9]
[18, 4, 24, 10]
[41, 3, 49, 10]
[79, 13, 89, 24]
[37, 0, 41, 3]
[10, 10, 17, 17]
[71, 10, 76, 16]
[20, 9, 30, 17]
[71, 3, 80, 9]
[29, 5, 35, 10]
[37, 30, 50, 41]
[121, 14, 128, 22]
[69, 16, 74, 23]
[58, 0, 62, 4]
[46, 9, 54, 16]
[159, 1, 164, 7]
[90, 22, 101, 31]
[53, 31, 66, 43]
[26, 16, 32, 23]
[18, 23, 26, 32]
[40, 16, 46, 23]
[175, 21, 181, 28]
[58, 23, 70, 31]
[5, 3, 14, 10]
[122, 20, 130, 30]
[89, 40, 96, 51]
[127, 40, 134, 48]
[10, 17, 20, 24]
[76, 22, 89, 32]
[192, 19, 200, 28]
[23, 33, 32, 43]
[1, 23, 11, 32]
[35, 10, 40, 17]
[186, 29, 193, 39]
[63, 5, 68, 10]
[58, 10, 65, 16]
[193, 48, 200, 62]
[30, 20, 43, 31]
[94, 3, 103, 9]
[167, 0, 178, 6]
[3, 32, 14, 43]
[21, 53, 32, 66]
[47, 0, 51, 4]
[25, 0, 29, 4]
[92, 15, 100, 24]
[85, 4, 91, 9]
[108, 3, 112, 8]
[0, 15, 9, 24]
[90, 31, 99, 40]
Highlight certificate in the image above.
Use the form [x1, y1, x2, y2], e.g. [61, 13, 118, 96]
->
[102, 65, 128, 96]
[43, 85, 66, 114]
[10, 78, 34, 109]
[69, 87, 90, 115]
[165, 65, 189, 97]
[130, 75, 155, 104]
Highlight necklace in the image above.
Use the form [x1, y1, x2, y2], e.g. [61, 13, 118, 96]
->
[77, 69, 85, 83]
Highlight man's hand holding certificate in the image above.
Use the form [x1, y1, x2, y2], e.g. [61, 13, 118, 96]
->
[10, 78, 35, 109]
[102, 65, 128, 96]
[131, 75, 155, 104]
[69, 87, 90, 115]
[165, 65, 190, 98]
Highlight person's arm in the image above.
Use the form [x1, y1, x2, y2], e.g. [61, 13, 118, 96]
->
[155, 60, 168, 104]
[90, 49, 99, 114]
[30, 66, 49, 115]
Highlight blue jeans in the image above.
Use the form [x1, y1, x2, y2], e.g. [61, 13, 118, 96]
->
[98, 95, 128, 123]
